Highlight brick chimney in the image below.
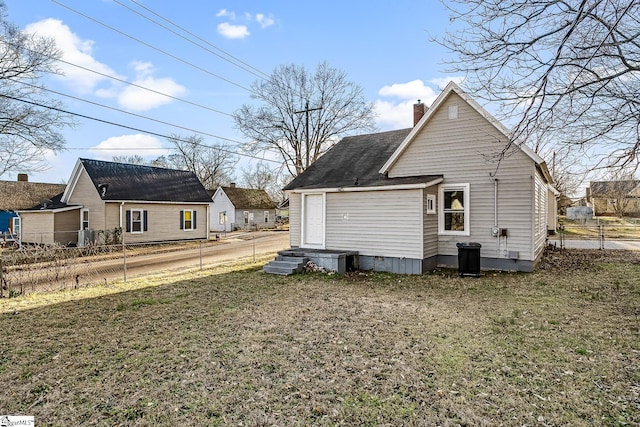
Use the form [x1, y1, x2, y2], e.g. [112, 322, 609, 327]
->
[413, 100, 427, 126]
[17, 173, 28, 182]
[229, 182, 236, 188]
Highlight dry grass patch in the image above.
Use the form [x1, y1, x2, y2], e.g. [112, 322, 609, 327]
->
[0, 249, 638, 426]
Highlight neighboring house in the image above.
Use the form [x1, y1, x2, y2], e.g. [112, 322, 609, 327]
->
[17, 159, 211, 245]
[586, 180, 640, 217]
[282, 82, 557, 273]
[210, 184, 277, 232]
[0, 174, 66, 240]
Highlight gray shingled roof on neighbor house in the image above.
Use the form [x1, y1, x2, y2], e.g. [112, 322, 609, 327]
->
[80, 158, 212, 202]
[221, 186, 276, 209]
[0, 180, 67, 211]
[283, 128, 442, 190]
[590, 180, 640, 197]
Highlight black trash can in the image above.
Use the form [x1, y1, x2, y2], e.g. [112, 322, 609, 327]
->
[456, 242, 481, 277]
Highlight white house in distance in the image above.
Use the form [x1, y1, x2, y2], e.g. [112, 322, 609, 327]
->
[278, 82, 557, 274]
[210, 184, 277, 232]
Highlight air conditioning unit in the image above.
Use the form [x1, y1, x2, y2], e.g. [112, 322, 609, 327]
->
[77, 229, 95, 247]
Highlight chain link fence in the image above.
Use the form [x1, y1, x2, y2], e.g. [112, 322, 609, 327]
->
[551, 218, 640, 249]
[1, 232, 286, 298]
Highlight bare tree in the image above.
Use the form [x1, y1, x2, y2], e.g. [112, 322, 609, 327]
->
[599, 169, 638, 217]
[165, 134, 237, 190]
[240, 161, 288, 204]
[0, 1, 73, 177]
[437, 0, 640, 170]
[111, 155, 146, 165]
[233, 61, 377, 177]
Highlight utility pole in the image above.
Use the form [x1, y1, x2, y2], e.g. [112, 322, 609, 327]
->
[295, 100, 322, 170]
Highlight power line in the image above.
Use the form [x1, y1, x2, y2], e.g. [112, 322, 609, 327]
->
[2, 94, 282, 164]
[114, 0, 269, 80]
[2, 39, 233, 117]
[51, 0, 252, 92]
[14, 79, 239, 142]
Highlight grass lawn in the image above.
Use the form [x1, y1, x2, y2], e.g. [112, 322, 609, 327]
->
[0, 250, 639, 426]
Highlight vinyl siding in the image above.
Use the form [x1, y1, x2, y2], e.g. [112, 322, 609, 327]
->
[534, 173, 548, 259]
[67, 169, 106, 231]
[211, 191, 234, 232]
[423, 190, 438, 257]
[389, 92, 537, 261]
[325, 190, 423, 258]
[54, 209, 80, 244]
[19, 212, 55, 244]
[289, 192, 301, 247]
[106, 203, 208, 243]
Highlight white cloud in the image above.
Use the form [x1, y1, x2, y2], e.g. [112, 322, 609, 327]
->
[216, 9, 235, 19]
[88, 134, 168, 160]
[374, 78, 465, 130]
[217, 22, 250, 39]
[256, 13, 275, 29]
[117, 61, 187, 111]
[25, 18, 119, 94]
[378, 79, 437, 101]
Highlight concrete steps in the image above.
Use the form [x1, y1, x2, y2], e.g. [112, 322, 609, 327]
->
[263, 255, 309, 275]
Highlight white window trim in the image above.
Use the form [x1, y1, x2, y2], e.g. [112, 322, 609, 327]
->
[426, 194, 436, 214]
[243, 211, 249, 224]
[438, 183, 470, 236]
[12, 216, 20, 238]
[264, 210, 269, 223]
[183, 209, 195, 231]
[130, 208, 144, 234]
[81, 208, 90, 230]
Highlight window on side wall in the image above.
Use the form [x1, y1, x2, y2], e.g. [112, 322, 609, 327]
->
[81, 209, 90, 230]
[264, 211, 269, 223]
[426, 194, 436, 214]
[439, 184, 470, 235]
[126, 209, 147, 233]
[181, 209, 196, 231]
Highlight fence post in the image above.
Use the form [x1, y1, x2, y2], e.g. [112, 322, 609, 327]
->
[122, 239, 127, 283]
[599, 225, 605, 250]
[0, 256, 4, 298]
[199, 240, 203, 270]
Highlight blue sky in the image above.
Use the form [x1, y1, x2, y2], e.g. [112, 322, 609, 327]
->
[4, 0, 462, 184]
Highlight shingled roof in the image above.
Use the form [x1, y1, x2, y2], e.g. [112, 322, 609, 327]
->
[283, 128, 442, 191]
[0, 180, 67, 211]
[75, 158, 212, 203]
[221, 186, 276, 209]
[590, 180, 640, 197]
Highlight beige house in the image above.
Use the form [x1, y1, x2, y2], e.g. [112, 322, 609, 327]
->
[281, 82, 557, 273]
[0, 174, 66, 239]
[17, 159, 211, 245]
[587, 180, 640, 217]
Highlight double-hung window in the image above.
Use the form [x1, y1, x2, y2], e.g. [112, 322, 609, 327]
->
[130, 209, 144, 233]
[81, 209, 90, 230]
[439, 184, 470, 235]
[181, 209, 195, 231]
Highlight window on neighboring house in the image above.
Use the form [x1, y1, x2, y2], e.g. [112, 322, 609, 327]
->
[243, 211, 249, 224]
[180, 210, 196, 231]
[126, 209, 148, 233]
[426, 194, 436, 214]
[81, 209, 90, 230]
[439, 184, 469, 235]
[219, 211, 226, 225]
[264, 211, 269, 223]
[12, 216, 20, 238]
